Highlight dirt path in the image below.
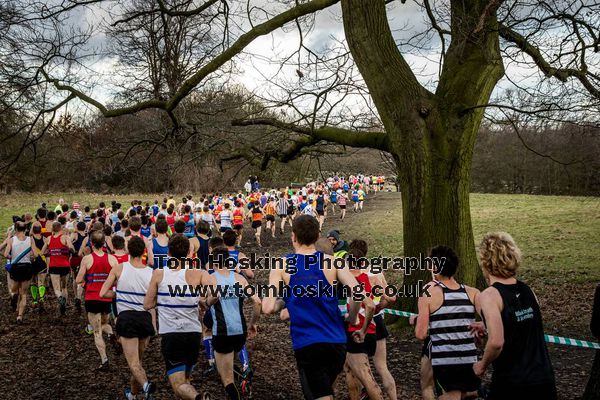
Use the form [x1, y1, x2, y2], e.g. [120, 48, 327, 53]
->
[0, 193, 595, 399]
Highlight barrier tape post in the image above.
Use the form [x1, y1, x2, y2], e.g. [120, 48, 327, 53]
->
[381, 309, 600, 350]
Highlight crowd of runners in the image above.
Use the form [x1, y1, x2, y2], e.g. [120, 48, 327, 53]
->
[1, 173, 559, 400]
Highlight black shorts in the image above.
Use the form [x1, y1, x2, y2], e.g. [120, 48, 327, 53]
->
[489, 382, 557, 400]
[433, 364, 480, 396]
[31, 257, 47, 275]
[294, 343, 346, 399]
[266, 215, 275, 222]
[220, 226, 232, 233]
[421, 336, 432, 359]
[116, 310, 155, 338]
[251, 221, 262, 229]
[339, 205, 346, 209]
[346, 332, 377, 357]
[316, 209, 324, 216]
[279, 214, 287, 219]
[213, 334, 246, 354]
[374, 314, 389, 340]
[202, 309, 213, 330]
[85, 300, 112, 314]
[233, 225, 243, 231]
[9, 263, 33, 282]
[161, 332, 201, 375]
[49, 266, 71, 276]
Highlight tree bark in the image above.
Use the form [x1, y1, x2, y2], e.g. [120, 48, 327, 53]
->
[340, 0, 504, 314]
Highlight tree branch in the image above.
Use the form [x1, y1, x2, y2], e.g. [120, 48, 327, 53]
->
[499, 23, 600, 99]
[231, 117, 389, 151]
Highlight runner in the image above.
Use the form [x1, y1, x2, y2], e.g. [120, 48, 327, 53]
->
[70, 221, 87, 312]
[250, 200, 263, 247]
[264, 197, 277, 238]
[277, 193, 289, 234]
[262, 215, 363, 400]
[46, 221, 74, 315]
[76, 230, 118, 370]
[337, 190, 348, 221]
[218, 203, 233, 234]
[414, 245, 480, 400]
[204, 246, 261, 400]
[232, 202, 245, 246]
[144, 234, 212, 400]
[475, 232, 557, 400]
[369, 263, 398, 400]
[151, 218, 170, 269]
[329, 189, 337, 216]
[3, 221, 33, 323]
[343, 239, 383, 400]
[29, 221, 48, 311]
[100, 236, 156, 400]
[315, 191, 326, 232]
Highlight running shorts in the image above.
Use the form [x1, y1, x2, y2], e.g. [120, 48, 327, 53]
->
[9, 263, 33, 282]
[85, 300, 112, 314]
[339, 205, 346, 209]
[213, 334, 246, 354]
[116, 310, 155, 338]
[489, 382, 557, 400]
[346, 332, 377, 357]
[31, 256, 47, 275]
[433, 364, 480, 396]
[266, 215, 275, 222]
[161, 332, 201, 376]
[279, 214, 287, 219]
[233, 224, 243, 231]
[316, 209, 324, 216]
[294, 343, 346, 399]
[251, 221, 262, 229]
[49, 266, 71, 276]
[220, 226, 232, 233]
[374, 314, 389, 340]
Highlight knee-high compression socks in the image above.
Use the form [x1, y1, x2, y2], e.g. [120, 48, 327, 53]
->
[30, 284, 39, 302]
[225, 383, 240, 400]
[203, 336, 215, 366]
[38, 285, 46, 301]
[239, 345, 249, 371]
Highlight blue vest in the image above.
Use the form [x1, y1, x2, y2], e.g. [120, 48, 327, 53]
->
[152, 238, 169, 269]
[284, 252, 346, 350]
[210, 270, 245, 336]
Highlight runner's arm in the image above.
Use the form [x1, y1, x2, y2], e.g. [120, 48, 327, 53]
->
[415, 294, 430, 340]
[262, 263, 286, 314]
[474, 289, 504, 375]
[144, 270, 162, 310]
[100, 266, 120, 298]
[335, 264, 362, 323]
[76, 256, 90, 285]
[3, 239, 11, 258]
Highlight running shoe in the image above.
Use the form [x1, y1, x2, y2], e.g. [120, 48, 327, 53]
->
[58, 296, 66, 316]
[195, 392, 211, 400]
[85, 324, 94, 335]
[123, 387, 134, 400]
[143, 382, 156, 400]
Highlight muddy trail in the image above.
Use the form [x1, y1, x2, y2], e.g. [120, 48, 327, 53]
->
[0, 193, 595, 399]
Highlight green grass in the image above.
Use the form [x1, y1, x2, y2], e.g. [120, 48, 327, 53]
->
[337, 192, 600, 283]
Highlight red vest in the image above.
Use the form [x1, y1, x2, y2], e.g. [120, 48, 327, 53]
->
[48, 234, 70, 268]
[347, 273, 376, 334]
[84, 252, 112, 302]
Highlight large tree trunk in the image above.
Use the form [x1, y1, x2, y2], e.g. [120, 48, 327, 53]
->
[341, 0, 504, 313]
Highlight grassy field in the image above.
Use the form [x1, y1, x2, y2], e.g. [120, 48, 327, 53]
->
[337, 192, 600, 283]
